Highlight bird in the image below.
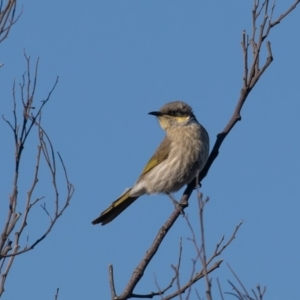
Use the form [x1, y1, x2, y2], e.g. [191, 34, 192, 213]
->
[92, 101, 209, 225]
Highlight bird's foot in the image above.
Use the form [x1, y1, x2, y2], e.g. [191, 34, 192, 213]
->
[167, 193, 186, 216]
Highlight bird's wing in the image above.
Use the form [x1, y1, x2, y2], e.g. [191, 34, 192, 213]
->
[138, 136, 171, 180]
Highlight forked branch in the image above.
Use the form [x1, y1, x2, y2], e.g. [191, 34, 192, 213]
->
[184, 0, 300, 203]
[224, 264, 266, 300]
[105, 1, 299, 299]
[0, 54, 74, 296]
[0, 0, 22, 43]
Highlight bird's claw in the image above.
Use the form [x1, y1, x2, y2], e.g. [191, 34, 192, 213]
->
[167, 193, 186, 216]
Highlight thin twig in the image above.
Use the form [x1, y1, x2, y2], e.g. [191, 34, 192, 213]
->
[217, 278, 225, 300]
[197, 194, 212, 300]
[0, 0, 23, 43]
[227, 263, 250, 298]
[54, 288, 59, 300]
[225, 267, 267, 300]
[0, 55, 73, 296]
[108, 265, 117, 299]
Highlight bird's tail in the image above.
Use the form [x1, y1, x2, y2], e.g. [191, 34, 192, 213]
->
[92, 189, 139, 225]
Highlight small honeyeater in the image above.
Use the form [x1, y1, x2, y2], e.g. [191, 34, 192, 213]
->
[92, 101, 209, 225]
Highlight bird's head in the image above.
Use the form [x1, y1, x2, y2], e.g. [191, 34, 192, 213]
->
[148, 101, 196, 131]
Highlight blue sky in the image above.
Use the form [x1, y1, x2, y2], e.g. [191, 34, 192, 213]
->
[0, 1, 299, 299]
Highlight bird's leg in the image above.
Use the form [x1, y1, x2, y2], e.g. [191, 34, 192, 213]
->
[194, 174, 201, 189]
[166, 193, 185, 216]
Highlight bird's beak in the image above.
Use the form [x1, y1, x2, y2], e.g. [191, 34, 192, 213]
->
[148, 111, 162, 117]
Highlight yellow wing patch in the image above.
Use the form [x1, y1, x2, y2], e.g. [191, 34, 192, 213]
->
[139, 137, 171, 179]
[141, 155, 166, 175]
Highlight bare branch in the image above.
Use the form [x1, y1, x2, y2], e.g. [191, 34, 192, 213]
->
[171, 264, 182, 300]
[100, 1, 298, 299]
[227, 264, 250, 298]
[113, 203, 185, 299]
[1, 121, 74, 259]
[206, 221, 243, 266]
[54, 288, 59, 300]
[269, 0, 300, 28]
[0, 55, 74, 296]
[217, 278, 225, 300]
[163, 260, 223, 300]
[147, 239, 184, 299]
[0, 0, 22, 43]
[225, 265, 267, 300]
[179, 0, 300, 207]
[108, 265, 117, 299]
[178, 200, 242, 300]
[197, 194, 212, 300]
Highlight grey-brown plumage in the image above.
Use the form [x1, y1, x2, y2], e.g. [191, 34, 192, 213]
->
[92, 101, 209, 225]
